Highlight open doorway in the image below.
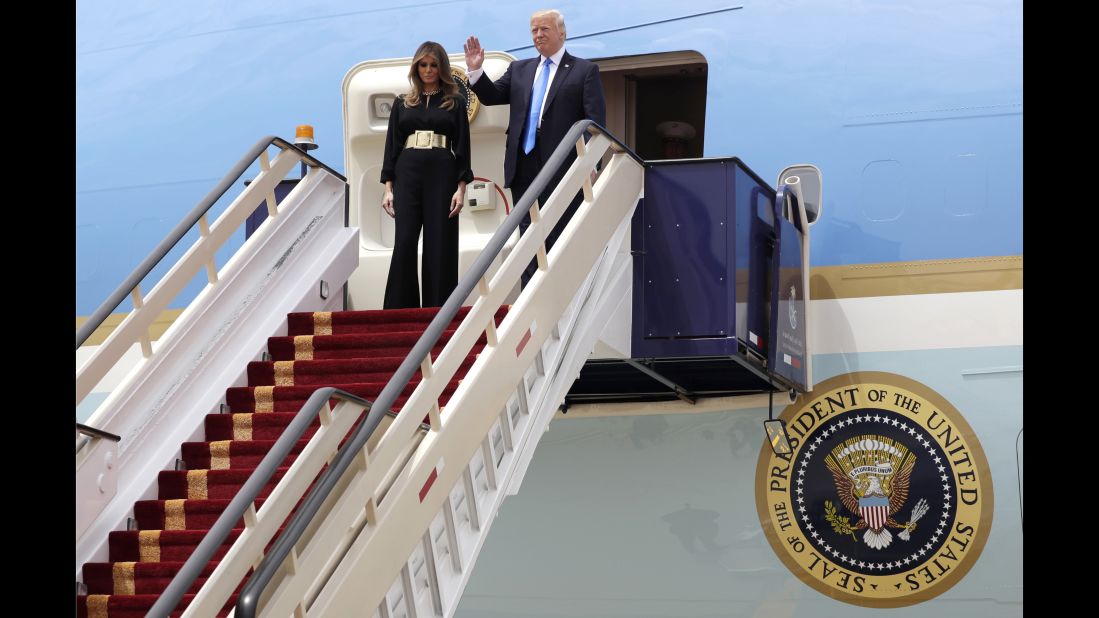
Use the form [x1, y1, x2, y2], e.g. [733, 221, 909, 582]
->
[594, 51, 708, 160]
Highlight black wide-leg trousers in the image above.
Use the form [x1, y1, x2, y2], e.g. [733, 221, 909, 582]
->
[383, 148, 459, 309]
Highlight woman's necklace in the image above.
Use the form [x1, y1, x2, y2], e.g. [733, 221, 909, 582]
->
[423, 88, 441, 96]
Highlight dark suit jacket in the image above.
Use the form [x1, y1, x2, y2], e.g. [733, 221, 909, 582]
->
[470, 50, 606, 188]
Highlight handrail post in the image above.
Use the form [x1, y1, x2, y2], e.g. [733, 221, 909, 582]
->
[477, 278, 500, 347]
[576, 136, 594, 203]
[129, 286, 153, 358]
[529, 201, 549, 271]
[259, 150, 280, 218]
[198, 213, 219, 284]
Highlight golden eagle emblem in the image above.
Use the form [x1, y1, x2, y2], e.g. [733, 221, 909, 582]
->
[451, 66, 480, 124]
[823, 436, 928, 549]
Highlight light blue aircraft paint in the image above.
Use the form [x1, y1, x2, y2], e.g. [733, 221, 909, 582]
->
[75, 1, 1021, 614]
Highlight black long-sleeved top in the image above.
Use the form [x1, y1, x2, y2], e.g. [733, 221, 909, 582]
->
[380, 93, 474, 185]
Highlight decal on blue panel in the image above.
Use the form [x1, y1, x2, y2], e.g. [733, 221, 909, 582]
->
[769, 198, 807, 391]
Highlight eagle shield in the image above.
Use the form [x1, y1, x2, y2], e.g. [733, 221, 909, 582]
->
[824, 436, 916, 550]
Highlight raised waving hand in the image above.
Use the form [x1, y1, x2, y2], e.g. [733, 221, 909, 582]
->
[463, 36, 484, 72]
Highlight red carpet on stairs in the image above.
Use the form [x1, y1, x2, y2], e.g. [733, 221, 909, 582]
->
[77, 305, 507, 617]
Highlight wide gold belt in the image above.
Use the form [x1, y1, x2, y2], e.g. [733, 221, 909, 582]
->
[405, 130, 448, 149]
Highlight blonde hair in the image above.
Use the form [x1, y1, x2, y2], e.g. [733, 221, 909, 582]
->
[531, 9, 566, 35]
[404, 41, 459, 110]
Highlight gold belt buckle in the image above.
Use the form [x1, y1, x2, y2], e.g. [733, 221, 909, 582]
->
[414, 130, 433, 148]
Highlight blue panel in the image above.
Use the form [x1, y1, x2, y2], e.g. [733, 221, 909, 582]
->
[640, 162, 729, 339]
[633, 158, 780, 361]
[735, 164, 774, 357]
[768, 192, 808, 392]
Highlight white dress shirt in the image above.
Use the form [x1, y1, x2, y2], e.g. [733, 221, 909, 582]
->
[468, 47, 566, 129]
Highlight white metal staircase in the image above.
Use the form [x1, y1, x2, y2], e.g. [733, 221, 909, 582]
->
[77, 138, 357, 574]
[228, 126, 644, 618]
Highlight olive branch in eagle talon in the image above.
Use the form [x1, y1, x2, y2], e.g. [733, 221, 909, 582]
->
[824, 500, 860, 541]
[822, 435, 920, 549]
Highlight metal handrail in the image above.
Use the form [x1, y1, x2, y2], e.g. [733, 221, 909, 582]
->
[147, 388, 429, 618]
[76, 422, 121, 443]
[222, 120, 640, 618]
[76, 136, 347, 350]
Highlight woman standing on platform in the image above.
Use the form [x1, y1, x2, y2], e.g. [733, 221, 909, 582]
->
[380, 41, 473, 308]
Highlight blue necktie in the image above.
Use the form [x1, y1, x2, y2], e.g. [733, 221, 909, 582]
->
[524, 57, 553, 154]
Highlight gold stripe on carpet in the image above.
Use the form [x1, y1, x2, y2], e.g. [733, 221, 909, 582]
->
[233, 414, 253, 441]
[112, 562, 136, 595]
[294, 336, 314, 360]
[85, 595, 110, 618]
[187, 470, 208, 500]
[164, 499, 187, 530]
[313, 311, 333, 336]
[253, 386, 275, 412]
[209, 440, 232, 470]
[274, 361, 295, 386]
[138, 530, 161, 562]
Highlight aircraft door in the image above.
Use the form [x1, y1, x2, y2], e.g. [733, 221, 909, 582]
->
[342, 51, 517, 309]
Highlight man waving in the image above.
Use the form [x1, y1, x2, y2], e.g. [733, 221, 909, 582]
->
[464, 9, 606, 286]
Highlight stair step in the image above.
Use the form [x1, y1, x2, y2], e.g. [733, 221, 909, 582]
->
[77, 592, 234, 618]
[158, 467, 294, 501]
[204, 412, 325, 442]
[225, 378, 462, 413]
[286, 305, 506, 336]
[181, 438, 308, 470]
[246, 354, 477, 387]
[109, 528, 248, 563]
[82, 560, 222, 596]
[265, 329, 490, 361]
[133, 498, 269, 531]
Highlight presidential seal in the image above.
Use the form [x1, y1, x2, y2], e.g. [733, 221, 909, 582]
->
[450, 66, 480, 124]
[755, 372, 993, 607]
